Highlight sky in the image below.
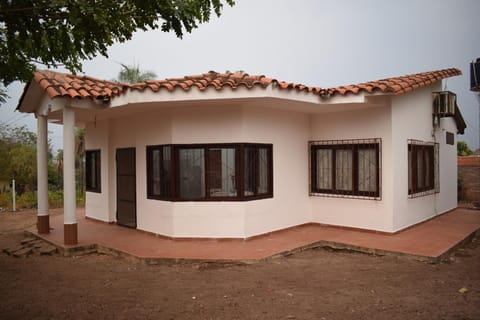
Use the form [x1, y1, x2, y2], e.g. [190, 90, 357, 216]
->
[1, 0, 479, 151]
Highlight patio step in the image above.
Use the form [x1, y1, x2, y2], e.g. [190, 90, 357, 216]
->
[3, 237, 58, 257]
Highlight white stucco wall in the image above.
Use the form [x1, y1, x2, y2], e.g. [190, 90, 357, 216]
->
[435, 117, 458, 213]
[85, 119, 111, 222]
[85, 104, 310, 238]
[241, 107, 310, 237]
[309, 105, 394, 232]
[391, 83, 458, 231]
[84, 82, 460, 236]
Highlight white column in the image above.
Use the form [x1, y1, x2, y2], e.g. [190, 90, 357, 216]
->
[63, 107, 77, 244]
[36, 115, 49, 233]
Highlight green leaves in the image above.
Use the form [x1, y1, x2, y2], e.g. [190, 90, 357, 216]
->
[457, 141, 473, 156]
[0, 0, 234, 85]
[0, 124, 37, 188]
[117, 63, 157, 83]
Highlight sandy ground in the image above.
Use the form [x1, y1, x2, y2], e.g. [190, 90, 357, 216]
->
[0, 209, 479, 320]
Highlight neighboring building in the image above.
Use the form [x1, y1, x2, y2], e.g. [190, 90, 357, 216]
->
[17, 68, 466, 244]
[458, 155, 480, 205]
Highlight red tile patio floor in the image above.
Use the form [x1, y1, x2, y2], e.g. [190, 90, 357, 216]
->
[31, 208, 480, 262]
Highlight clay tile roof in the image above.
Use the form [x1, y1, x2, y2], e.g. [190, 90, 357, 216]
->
[323, 68, 462, 97]
[24, 68, 462, 105]
[133, 71, 273, 92]
[33, 70, 128, 101]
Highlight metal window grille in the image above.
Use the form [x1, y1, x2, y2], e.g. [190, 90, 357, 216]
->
[309, 138, 382, 200]
[407, 139, 439, 198]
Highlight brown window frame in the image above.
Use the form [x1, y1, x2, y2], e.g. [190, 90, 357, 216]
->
[146, 143, 273, 201]
[85, 149, 101, 193]
[310, 139, 381, 199]
[408, 141, 439, 197]
[146, 145, 172, 199]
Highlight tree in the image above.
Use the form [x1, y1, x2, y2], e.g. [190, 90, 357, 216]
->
[0, 86, 8, 104]
[457, 141, 473, 156]
[0, 124, 63, 193]
[0, 124, 37, 193]
[0, 0, 235, 86]
[225, 70, 245, 74]
[117, 63, 157, 83]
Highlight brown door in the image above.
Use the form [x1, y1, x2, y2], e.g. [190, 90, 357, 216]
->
[116, 148, 136, 228]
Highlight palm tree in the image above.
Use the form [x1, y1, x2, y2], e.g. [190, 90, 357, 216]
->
[117, 63, 157, 83]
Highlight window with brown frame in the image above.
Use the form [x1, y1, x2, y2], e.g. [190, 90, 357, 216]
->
[85, 150, 101, 193]
[310, 139, 381, 198]
[408, 140, 439, 197]
[146, 143, 272, 201]
[146, 146, 172, 198]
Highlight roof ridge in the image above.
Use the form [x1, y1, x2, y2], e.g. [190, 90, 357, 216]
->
[323, 68, 462, 97]
[22, 67, 462, 102]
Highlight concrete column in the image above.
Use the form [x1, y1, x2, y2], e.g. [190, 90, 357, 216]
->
[36, 115, 49, 234]
[63, 107, 77, 245]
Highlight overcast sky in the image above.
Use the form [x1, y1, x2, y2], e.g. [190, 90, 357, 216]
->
[1, 0, 479, 151]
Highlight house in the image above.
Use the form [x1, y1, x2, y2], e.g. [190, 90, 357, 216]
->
[17, 68, 466, 245]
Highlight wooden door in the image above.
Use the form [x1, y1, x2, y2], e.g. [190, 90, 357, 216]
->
[116, 148, 136, 228]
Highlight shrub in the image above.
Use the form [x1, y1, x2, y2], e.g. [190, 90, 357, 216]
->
[16, 191, 37, 209]
[48, 190, 64, 208]
[0, 192, 11, 210]
[76, 192, 85, 206]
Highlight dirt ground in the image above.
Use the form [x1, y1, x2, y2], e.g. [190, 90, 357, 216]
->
[0, 209, 479, 320]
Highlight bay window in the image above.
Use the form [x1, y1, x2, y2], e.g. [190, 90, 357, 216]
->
[147, 143, 272, 201]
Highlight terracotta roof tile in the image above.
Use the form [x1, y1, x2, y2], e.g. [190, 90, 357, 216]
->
[28, 68, 462, 102]
[33, 70, 128, 101]
[323, 68, 461, 97]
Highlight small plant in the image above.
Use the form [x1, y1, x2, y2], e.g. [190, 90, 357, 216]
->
[0, 192, 11, 210]
[48, 190, 64, 208]
[17, 191, 37, 209]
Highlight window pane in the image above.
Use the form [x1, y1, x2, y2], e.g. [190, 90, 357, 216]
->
[208, 148, 237, 197]
[86, 150, 100, 192]
[358, 148, 377, 192]
[151, 149, 161, 196]
[316, 149, 332, 190]
[161, 146, 172, 197]
[408, 147, 412, 193]
[257, 148, 269, 194]
[179, 148, 205, 199]
[244, 147, 256, 196]
[335, 149, 352, 191]
[417, 148, 424, 189]
[424, 148, 432, 189]
[89, 152, 97, 189]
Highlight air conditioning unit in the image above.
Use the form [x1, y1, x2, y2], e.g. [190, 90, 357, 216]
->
[433, 91, 456, 117]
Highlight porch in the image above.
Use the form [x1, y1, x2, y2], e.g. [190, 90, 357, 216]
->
[30, 208, 480, 262]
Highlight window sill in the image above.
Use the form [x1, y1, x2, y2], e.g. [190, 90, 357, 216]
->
[408, 189, 438, 199]
[310, 192, 381, 201]
[147, 195, 273, 202]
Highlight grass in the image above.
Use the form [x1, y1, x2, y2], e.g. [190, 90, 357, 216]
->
[0, 190, 85, 211]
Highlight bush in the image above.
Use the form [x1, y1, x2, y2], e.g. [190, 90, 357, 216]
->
[0, 192, 37, 210]
[76, 192, 85, 207]
[16, 191, 37, 209]
[0, 192, 11, 210]
[0, 190, 85, 210]
[48, 190, 63, 208]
